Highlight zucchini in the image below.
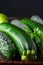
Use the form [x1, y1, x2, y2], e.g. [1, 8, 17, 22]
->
[21, 18, 43, 54]
[21, 18, 43, 31]
[0, 31, 16, 59]
[0, 23, 37, 61]
[10, 19, 37, 51]
[10, 19, 33, 38]
[11, 19, 37, 60]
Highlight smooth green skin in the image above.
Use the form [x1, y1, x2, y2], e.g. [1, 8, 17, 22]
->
[11, 19, 37, 52]
[0, 23, 37, 60]
[21, 18, 43, 31]
[21, 18, 43, 54]
[0, 23, 30, 55]
[10, 19, 32, 38]
[10, 19, 30, 31]
[10, 19, 37, 60]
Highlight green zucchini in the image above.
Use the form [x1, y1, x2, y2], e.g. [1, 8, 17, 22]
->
[21, 18, 43, 32]
[10, 19, 37, 52]
[10, 19, 37, 60]
[10, 19, 32, 38]
[0, 23, 37, 61]
[0, 31, 16, 59]
[21, 18, 43, 54]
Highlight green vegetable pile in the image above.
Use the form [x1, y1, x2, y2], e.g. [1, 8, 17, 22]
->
[0, 13, 43, 61]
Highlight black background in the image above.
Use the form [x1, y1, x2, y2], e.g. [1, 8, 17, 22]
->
[0, 0, 43, 18]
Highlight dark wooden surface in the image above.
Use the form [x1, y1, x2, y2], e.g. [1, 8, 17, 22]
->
[0, 61, 43, 65]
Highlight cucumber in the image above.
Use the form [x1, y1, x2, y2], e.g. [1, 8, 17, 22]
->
[0, 23, 37, 61]
[0, 31, 16, 59]
[21, 18, 43, 54]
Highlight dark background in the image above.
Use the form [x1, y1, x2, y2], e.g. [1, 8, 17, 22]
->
[0, 0, 43, 18]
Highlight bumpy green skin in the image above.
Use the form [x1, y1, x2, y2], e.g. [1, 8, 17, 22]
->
[0, 23, 37, 61]
[0, 31, 16, 59]
[21, 18, 43, 54]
